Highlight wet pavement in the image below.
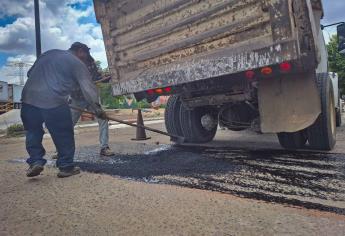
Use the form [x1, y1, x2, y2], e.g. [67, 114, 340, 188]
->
[32, 143, 345, 216]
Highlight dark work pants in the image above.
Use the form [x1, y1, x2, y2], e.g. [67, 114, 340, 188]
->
[21, 103, 75, 170]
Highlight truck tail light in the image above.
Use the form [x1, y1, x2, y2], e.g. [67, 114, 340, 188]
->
[164, 87, 172, 92]
[155, 88, 163, 94]
[279, 62, 292, 72]
[147, 89, 155, 95]
[245, 70, 255, 80]
[147, 87, 172, 95]
[261, 67, 273, 75]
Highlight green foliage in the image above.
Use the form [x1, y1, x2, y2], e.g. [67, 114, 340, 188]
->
[95, 60, 110, 77]
[95, 61, 161, 109]
[95, 60, 102, 72]
[98, 83, 151, 109]
[6, 124, 25, 137]
[327, 35, 345, 94]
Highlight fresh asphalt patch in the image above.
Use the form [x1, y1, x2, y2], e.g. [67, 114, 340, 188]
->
[13, 143, 345, 215]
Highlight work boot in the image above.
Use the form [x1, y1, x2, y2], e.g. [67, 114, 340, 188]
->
[100, 147, 114, 156]
[26, 164, 44, 177]
[57, 166, 81, 178]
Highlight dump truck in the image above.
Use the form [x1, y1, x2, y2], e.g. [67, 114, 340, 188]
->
[94, 0, 344, 150]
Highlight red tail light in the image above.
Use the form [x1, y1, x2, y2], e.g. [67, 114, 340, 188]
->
[261, 67, 273, 75]
[147, 87, 172, 95]
[280, 62, 292, 72]
[147, 89, 154, 95]
[245, 70, 255, 80]
[164, 87, 172, 92]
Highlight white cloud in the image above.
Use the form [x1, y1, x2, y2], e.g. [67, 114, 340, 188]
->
[0, 0, 108, 84]
[7, 54, 36, 63]
[0, 17, 35, 53]
[0, 1, 33, 18]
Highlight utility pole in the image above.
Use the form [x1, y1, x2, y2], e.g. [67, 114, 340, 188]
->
[34, 0, 42, 57]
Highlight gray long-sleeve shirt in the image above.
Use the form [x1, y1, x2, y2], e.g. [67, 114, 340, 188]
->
[22, 49, 99, 110]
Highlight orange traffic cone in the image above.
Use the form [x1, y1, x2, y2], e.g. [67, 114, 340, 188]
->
[131, 109, 151, 141]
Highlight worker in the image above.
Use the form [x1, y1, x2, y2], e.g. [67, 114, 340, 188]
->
[21, 42, 105, 178]
[51, 43, 114, 158]
[69, 45, 114, 156]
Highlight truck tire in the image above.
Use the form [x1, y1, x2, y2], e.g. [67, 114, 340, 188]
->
[179, 104, 218, 143]
[164, 95, 183, 140]
[307, 73, 336, 151]
[277, 130, 307, 150]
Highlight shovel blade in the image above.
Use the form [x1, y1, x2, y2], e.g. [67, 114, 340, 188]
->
[170, 136, 186, 144]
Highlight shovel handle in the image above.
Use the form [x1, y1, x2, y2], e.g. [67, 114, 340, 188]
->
[69, 105, 185, 141]
[94, 76, 111, 84]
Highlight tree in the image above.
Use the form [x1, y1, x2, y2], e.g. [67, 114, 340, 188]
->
[95, 60, 102, 72]
[95, 61, 152, 109]
[94, 60, 109, 78]
[327, 35, 345, 94]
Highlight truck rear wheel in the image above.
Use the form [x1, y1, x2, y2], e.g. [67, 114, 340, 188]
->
[179, 104, 218, 143]
[307, 73, 336, 151]
[277, 131, 307, 150]
[164, 95, 183, 141]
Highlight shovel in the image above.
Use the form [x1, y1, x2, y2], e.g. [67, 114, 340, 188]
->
[70, 105, 186, 144]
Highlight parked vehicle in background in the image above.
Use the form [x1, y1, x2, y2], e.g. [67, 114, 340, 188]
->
[0, 81, 9, 103]
[0, 82, 23, 113]
[8, 84, 23, 109]
[94, 0, 343, 151]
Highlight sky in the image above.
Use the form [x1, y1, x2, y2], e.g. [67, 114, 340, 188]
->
[0, 0, 106, 84]
[0, 0, 344, 84]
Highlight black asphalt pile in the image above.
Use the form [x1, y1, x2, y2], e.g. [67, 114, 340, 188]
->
[19, 143, 345, 215]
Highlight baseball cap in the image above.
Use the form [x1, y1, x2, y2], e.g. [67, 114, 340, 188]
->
[69, 42, 90, 53]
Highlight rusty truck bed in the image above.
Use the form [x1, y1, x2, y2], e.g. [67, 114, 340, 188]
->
[94, 0, 319, 96]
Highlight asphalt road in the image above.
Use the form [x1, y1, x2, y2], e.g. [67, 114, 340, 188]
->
[2, 121, 345, 235]
[70, 144, 345, 215]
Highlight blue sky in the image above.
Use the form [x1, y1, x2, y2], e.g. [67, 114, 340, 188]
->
[68, 1, 97, 25]
[0, 15, 16, 27]
[0, 0, 344, 84]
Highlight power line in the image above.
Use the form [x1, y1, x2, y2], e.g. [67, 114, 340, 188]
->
[5, 61, 33, 85]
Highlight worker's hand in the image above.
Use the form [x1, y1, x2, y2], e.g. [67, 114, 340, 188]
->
[66, 96, 72, 104]
[94, 104, 107, 120]
[95, 109, 107, 120]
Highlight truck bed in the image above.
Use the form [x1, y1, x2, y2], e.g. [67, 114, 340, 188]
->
[94, 0, 319, 96]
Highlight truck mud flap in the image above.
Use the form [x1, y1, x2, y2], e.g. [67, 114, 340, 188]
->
[258, 72, 321, 133]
